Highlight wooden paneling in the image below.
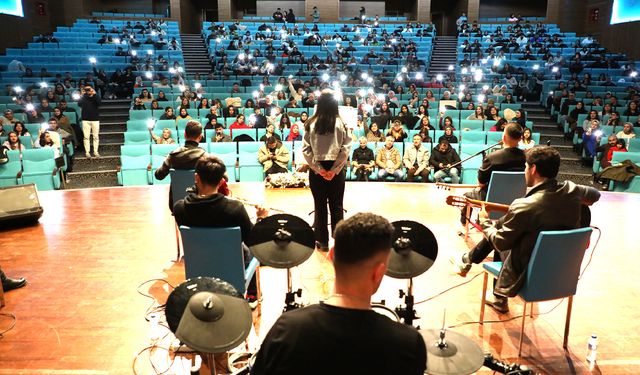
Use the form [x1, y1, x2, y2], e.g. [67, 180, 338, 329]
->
[0, 183, 639, 373]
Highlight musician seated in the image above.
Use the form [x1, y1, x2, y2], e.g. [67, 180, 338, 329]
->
[351, 136, 375, 181]
[173, 154, 269, 301]
[460, 123, 526, 225]
[402, 133, 431, 182]
[258, 136, 290, 176]
[452, 147, 600, 313]
[251, 213, 427, 375]
[430, 140, 461, 184]
[154, 120, 206, 211]
[376, 135, 404, 181]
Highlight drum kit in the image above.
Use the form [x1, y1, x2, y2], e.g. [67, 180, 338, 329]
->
[245, 213, 316, 312]
[164, 214, 532, 375]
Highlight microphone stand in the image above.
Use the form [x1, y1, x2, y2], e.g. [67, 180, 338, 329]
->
[445, 141, 502, 171]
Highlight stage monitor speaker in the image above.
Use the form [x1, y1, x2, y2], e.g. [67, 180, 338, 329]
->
[0, 184, 44, 227]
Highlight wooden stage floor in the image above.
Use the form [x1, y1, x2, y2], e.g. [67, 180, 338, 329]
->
[0, 182, 639, 374]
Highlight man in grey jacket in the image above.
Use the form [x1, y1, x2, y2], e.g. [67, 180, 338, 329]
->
[403, 134, 431, 182]
[453, 146, 600, 313]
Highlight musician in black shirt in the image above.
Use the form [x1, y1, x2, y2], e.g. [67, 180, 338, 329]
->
[252, 213, 426, 375]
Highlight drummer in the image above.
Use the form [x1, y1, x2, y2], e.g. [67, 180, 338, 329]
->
[251, 212, 426, 375]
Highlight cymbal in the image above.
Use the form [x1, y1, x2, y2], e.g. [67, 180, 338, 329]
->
[420, 329, 484, 375]
[246, 214, 315, 268]
[165, 277, 252, 353]
[386, 220, 438, 279]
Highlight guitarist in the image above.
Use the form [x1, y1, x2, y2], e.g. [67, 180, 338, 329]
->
[453, 147, 600, 313]
[459, 123, 526, 225]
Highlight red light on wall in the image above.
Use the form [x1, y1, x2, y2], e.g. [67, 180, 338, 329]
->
[37, 2, 46, 16]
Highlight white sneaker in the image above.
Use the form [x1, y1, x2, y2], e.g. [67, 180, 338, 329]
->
[93, 153, 101, 158]
[85, 153, 91, 158]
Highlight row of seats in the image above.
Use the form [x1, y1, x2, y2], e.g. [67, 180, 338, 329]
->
[90, 13, 167, 19]
[0, 149, 62, 190]
[118, 135, 532, 186]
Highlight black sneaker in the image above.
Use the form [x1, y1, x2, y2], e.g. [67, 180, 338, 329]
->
[485, 297, 509, 313]
[315, 241, 329, 252]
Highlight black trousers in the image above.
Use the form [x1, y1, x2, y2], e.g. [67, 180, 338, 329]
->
[242, 244, 257, 296]
[354, 166, 372, 181]
[309, 161, 346, 247]
[265, 164, 288, 175]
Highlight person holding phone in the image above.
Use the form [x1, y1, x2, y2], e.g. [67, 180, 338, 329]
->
[78, 84, 101, 158]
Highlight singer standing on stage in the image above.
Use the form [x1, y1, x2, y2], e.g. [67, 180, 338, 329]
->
[302, 92, 352, 251]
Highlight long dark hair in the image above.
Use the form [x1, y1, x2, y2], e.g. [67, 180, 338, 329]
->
[305, 92, 340, 135]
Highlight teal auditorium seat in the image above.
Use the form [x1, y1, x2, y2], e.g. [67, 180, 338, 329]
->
[179, 226, 260, 295]
[210, 142, 238, 182]
[480, 228, 593, 356]
[237, 142, 264, 182]
[124, 131, 151, 145]
[460, 131, 486, 144]
[485, 171, 526, 219]
[117, 145, 150, 186]
[129, 109, 152, 120]
[21, 148, 61, 190]
[127, 120, 152, 132]
[459, 143, 487, 183]
[0, 150, 23, 186]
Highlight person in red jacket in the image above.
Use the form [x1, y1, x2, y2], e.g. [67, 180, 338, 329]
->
[228, 114, 251, 138]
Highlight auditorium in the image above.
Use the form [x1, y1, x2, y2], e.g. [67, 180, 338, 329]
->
[0, 0, 639, 373]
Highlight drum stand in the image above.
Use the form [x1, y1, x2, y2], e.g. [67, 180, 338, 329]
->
[395, 278, 420, 328]
[283, 268, 303, 312]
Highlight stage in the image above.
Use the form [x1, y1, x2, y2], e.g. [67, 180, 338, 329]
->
[0, 182, 639, 374]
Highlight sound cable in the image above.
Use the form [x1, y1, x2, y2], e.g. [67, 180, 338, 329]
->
[414, 272, 484, 305]
[0, 312, 17, 337]
[131, 343, 180, 375]
[447, 298, 566, 329]
[579, 226, 601, 280]
[136, 278, 174, 322]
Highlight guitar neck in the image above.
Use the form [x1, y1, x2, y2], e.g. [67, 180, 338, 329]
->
[466, 198, 510, 212]
[436, 182, 480, 189]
